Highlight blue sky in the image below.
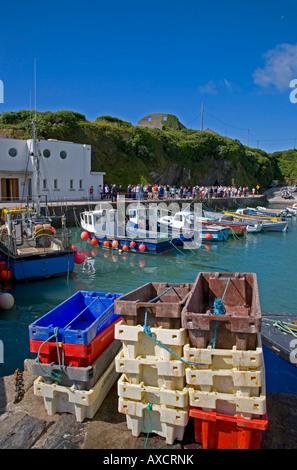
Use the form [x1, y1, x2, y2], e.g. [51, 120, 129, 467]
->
[1, 0, 297, 153]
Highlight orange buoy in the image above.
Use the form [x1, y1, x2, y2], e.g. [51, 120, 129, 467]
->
[139, 243, 146, 251]
[71, 245, 77, 252]
[1, 270, 12, 281]
[91, 238, 98, 245]
[112, 240, 119, 248]
[103, 240, 110, 247]
[130, 241, 137, 248]
[51, 227, 56, 236]
[123, 244, 129, 251]
[81, 231, 89, 240]
[205, 233, 212, 240]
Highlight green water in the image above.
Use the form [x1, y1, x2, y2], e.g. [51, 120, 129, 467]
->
[0, 205, 296, 377]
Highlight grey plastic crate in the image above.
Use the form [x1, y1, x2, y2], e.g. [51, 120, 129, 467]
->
[31, 339, 122, 390]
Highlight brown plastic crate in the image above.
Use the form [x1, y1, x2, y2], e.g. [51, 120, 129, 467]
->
[181, 272, 261, 350]
[114, 282, 194, 328]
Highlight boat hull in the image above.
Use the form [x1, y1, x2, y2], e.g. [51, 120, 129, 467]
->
[261, 313, 297, 395]
[0, 247, 74, 281]
[91, 234, 180, 255]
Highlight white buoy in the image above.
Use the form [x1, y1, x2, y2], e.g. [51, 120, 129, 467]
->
[0, 293, 15, 310]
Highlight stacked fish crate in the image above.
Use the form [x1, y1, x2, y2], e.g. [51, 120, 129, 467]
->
[181, 272, 268, 449]
[29, 290, 122, 422]
[113, 282, 193, 446]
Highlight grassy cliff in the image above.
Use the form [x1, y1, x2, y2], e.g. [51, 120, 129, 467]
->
[0, 110, 287, 189]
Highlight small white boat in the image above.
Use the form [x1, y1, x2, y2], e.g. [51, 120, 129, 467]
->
[246, 224, 262, 233]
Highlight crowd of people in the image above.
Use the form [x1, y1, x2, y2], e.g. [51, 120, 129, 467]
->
[92, 183, 258, 201]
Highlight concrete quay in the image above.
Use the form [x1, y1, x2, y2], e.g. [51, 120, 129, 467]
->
[0, 359, 296, 450]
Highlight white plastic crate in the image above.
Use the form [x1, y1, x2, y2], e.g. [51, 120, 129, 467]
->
[118, 397, 189, 445]
[34, 361, 119, 422]
[187, 369, 266, 418]
[118, 374, 188, 408]
[115, 320, 188, 361]
[115, 350, 186, 390]
[183, 334, 263, 370]
[185, 367, 263, 395]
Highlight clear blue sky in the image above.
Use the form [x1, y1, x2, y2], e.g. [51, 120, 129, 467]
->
[1, 0, 297, 153]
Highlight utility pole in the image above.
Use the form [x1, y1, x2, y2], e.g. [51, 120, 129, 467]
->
[201, 102, 204, 131]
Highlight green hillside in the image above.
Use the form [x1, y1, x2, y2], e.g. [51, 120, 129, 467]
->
[0, 110, 288, 189]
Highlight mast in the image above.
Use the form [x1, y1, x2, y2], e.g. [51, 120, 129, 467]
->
[32, 59, 40, 215]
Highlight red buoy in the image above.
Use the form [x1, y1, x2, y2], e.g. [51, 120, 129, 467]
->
[81, 231, 89, 240]
[74, 251, 85, 264]
[103, 240, 110, 247]
[130, 241, 137, 248]
[91, 238, 98, 245]
[71, 245, 77, 252]
[139, 243, 146, 251]
[123, 245, 129, 251]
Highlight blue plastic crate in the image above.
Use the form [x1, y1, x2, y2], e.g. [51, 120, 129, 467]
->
[28, 291, 123, 345]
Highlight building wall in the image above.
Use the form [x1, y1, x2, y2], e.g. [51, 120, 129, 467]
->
[137, 113, 168, 130]
[0, 137, 105, 201]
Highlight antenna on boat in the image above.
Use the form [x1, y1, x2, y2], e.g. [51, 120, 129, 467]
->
[32, 58, 40, 215]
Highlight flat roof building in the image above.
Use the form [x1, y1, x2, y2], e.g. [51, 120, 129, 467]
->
[0, 137, 105, 202]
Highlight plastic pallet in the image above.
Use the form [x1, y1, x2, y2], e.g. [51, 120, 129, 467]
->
[189, 407, 268, 449]
[185, 367, 263, 395]
[30, 318, 120, 367]
[181, 272, 262, 350]
[34, 361, 119, 422]
[187, 368, 266, 418]
[29, 290, 122, 345]
[114, 282, 193, 328]
[31, 339, 122, 389]
[183, 334, 263, 370]
[115, 320, 188, 361]
[118, 374, 188, 408]
[115, 350, 186, 390]
[118, 397, 189, 445]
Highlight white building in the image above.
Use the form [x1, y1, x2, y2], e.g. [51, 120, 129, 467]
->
[0, 137, 105, 202]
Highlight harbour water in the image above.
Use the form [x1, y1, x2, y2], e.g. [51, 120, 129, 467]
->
[0, 204, 296, 378]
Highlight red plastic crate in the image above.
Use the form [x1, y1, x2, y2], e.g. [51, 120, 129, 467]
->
[30, 318, 121, 367]
[189, 407, 268, 449]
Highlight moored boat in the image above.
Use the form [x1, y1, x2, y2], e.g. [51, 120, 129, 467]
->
[80, 207, 180, 255]
[261, 313, 297, 395]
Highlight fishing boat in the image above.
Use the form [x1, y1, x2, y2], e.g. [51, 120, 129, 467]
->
[0, 119, 74, 282]
[233, 208, 283, 221]
[261, 313, 297, 395]
[158, 211, 230, 242]
[202, 210, 260, 234]
[255, 206, 289, 218]
[80, 207, 181, 255]
[286, 205, 297, 215]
